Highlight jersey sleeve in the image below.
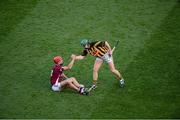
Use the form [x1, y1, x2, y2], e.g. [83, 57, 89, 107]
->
[61, 67, 64, 71]
[81, 49, 88, 56]
[94, 41, 105, 47]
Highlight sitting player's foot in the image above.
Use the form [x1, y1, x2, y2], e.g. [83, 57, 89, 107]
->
[83, 88, 89, 95]
[79, 87, 89, 95]
[79, 87, 85, 94]
[119, 79, 125, 87]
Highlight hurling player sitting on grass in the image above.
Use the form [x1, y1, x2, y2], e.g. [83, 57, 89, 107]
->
[50, 54, 88, 95]
[74, 39, 125, 89]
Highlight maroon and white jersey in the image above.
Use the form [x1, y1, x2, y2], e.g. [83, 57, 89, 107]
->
[50, 64, 64, 85]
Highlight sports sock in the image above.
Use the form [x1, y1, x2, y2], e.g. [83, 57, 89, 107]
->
[120, 79, 125, 83]
[93, 80, 97, 85]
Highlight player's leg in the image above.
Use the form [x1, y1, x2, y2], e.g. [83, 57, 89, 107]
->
[108, 57, 125, 87]
[69, 77, 82, 88]
[63, 78, 87, 94]
[60, 79, 79, 91]
[108, 60, 122, 79]
[93, 58, 103, 85]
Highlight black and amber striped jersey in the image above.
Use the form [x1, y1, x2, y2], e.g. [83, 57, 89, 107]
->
[81, 41, 109, 57]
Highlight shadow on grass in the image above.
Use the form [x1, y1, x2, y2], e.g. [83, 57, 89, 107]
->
[0, 0, 38, 41]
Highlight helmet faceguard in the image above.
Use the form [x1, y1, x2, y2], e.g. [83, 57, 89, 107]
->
[80, 39, 91, 47]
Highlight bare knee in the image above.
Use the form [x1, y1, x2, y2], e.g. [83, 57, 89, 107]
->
[110, 68, 116, 73]
[93, 68, 99, 73]
[66, 78, 73, 83]
[66, 80, 72, 85]
[67, 77, 76, 83]
[70, 77, 76, 81]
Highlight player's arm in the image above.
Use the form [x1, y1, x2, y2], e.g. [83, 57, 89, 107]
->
[105, 41, 112, 50]
[62, 54, 76, 70]
[105, 41, 113, 55]
[75, 55, 85, 60]
[61, 73, 68, 79]
[74, 49, 87, 60]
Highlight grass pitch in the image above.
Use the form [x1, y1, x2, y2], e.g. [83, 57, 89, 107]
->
[0, 0, 180, 118]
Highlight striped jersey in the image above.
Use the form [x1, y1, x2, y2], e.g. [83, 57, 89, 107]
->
[81, 41, 109, 57]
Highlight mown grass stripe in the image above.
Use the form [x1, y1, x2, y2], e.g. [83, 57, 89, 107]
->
[90, 3, 180, 119]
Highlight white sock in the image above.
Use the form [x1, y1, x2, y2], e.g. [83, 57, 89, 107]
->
[120, 79, 124, 84]
[120, 79, 124, 81]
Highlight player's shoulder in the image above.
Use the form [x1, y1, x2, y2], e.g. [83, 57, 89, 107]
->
[92, 41, 106, 47]
[90, 41, 101, 46]
[52, 64, 62, 70]
[90, 41, 98, 46]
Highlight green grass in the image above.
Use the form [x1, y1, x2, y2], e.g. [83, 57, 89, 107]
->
[0, 0, 179, 118]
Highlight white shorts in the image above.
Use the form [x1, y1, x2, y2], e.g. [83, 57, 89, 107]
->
[96, 53, 112, 63]
[51, 82, 61, 92]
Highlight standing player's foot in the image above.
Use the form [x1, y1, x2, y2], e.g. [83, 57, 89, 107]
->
[119, 79, 125, 87]
[87, 84, 97, 93]
[92, 84, 97, 90]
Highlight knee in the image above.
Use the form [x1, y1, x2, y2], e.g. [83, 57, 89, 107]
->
[68, 77, 76, 83]
[67, 77, 74, 83]
[93, 68, 99, 73]
[67, 80, 72, 84]
[70, 77, 76, 81]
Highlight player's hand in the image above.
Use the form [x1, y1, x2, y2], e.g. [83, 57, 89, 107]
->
[108, 50, 113, 57]
[71, 54, 76, 60]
